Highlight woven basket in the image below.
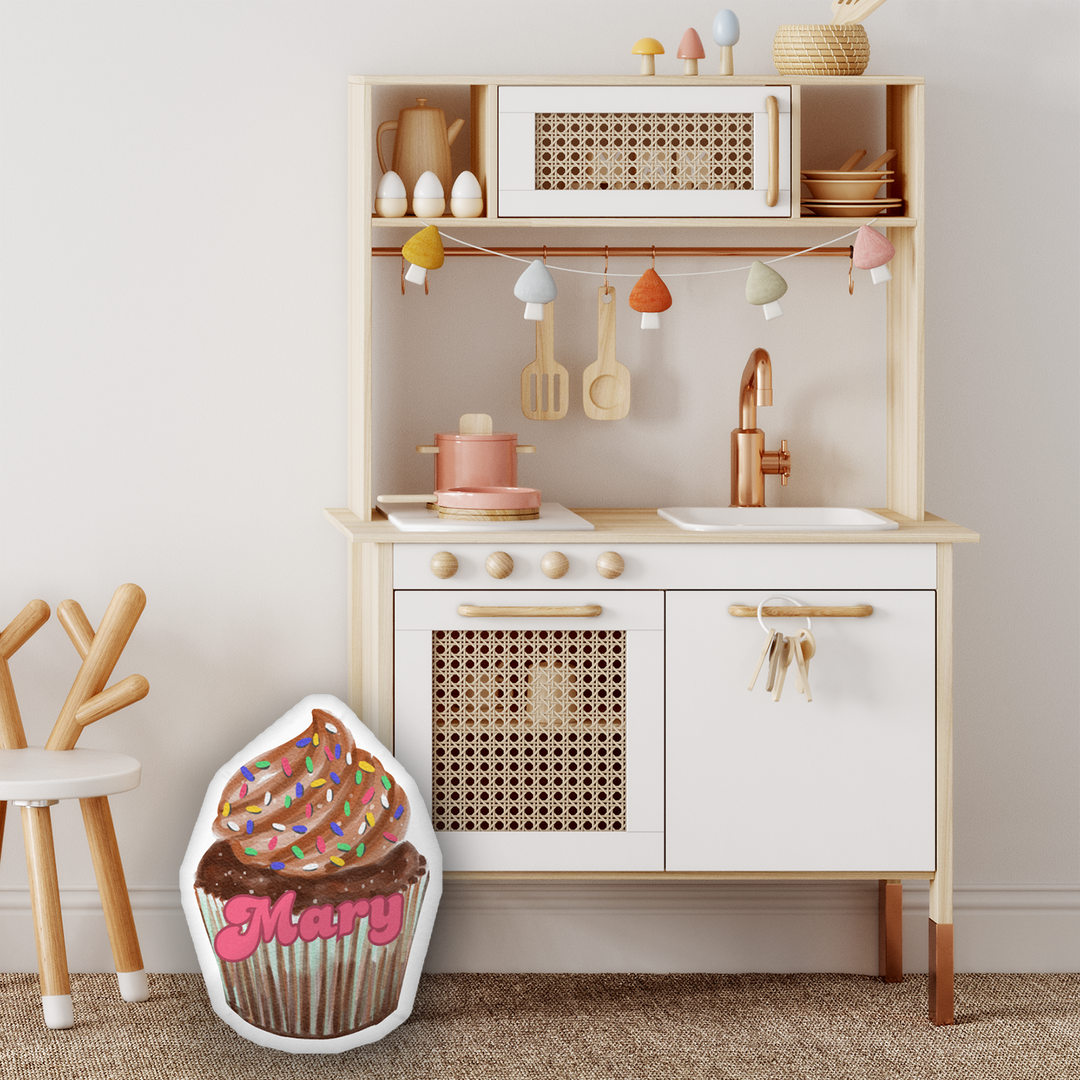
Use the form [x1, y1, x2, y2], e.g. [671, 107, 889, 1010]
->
[772, 24, 870, 76]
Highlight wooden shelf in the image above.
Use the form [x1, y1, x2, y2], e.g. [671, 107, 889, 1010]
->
[325, 507, 979, 546]
[373, 216, 919, 229]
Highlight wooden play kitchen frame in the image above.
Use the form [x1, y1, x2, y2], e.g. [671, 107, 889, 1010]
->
[329, 74, 978, 1026]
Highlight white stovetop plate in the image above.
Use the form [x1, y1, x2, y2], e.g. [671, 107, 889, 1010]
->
[381, 502, 594, 532]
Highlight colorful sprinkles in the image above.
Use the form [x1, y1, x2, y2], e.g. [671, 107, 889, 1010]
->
[215, 711, 407, 874]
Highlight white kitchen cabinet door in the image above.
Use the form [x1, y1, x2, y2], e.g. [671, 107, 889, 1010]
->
[666, 590, 936, 872]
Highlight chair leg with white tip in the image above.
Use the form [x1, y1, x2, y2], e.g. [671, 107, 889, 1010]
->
[81, 795, 148, 1001]
[20, 802, 75, 1029]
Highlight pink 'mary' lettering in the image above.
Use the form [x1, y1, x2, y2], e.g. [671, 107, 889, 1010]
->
[214, 891, 299, 962]
[367, 893, 404, 945]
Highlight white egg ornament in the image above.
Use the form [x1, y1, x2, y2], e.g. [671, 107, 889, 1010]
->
[450, 171, 483, 218]
[374, 170, 408, 218]
[411, 170, 445, 219]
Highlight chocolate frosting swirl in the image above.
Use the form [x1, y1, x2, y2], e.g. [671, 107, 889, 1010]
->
[212, 708, 411, 878]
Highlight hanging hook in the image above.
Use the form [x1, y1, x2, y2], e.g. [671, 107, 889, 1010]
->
[604, 245, 609, 288]
[651, 245, 656, 270]
[400, 255, 406, 295]
[848, 245, 855, 296]
[542, 245, 547, 265]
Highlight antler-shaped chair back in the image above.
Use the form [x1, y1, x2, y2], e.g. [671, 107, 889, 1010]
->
[47, 583, 148, 750]
[0, 599, 51, 749]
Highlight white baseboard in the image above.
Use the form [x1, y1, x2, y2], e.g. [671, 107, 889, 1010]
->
[1, 882, 1077, 975]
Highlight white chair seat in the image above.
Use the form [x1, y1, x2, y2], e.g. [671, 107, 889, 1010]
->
[0, 747, 141, 802]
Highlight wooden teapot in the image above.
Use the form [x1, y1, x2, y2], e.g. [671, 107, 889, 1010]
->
[377, 98, 464, 210]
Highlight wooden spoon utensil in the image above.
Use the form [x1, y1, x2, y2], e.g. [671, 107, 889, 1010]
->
[520, 302, 568, 420]
[838, 150, 867, 171]
[832, 0, 890, 24]
[583, 286, 630, 420]
[863, 149, 897, 172]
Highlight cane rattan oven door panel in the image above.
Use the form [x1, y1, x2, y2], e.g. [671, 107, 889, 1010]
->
[395, 590, 664, 871]
[498, 85, 791, 218]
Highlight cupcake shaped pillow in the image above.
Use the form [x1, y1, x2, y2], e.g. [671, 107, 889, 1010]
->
[180, 695, 442, 1052]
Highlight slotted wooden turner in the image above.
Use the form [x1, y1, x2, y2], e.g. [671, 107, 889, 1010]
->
[520, 302, 568, 420]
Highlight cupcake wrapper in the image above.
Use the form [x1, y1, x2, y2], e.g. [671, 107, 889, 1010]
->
[196, 874, 428, 1039]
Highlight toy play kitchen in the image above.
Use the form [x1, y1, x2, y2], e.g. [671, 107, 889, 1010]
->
[328, 62, 977, 1028]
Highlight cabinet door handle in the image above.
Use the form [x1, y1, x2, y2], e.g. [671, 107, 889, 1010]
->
[766, 95, 779, 208]
[457, 605, 602, 618]
[728, 604, 873, 618]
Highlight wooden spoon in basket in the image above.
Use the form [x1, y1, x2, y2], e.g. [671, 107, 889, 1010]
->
[832, 0, 890, 25]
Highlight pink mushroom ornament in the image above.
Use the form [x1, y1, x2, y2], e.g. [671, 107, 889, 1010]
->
[853, 225, 896, 285]
[677, 29, 706, 75]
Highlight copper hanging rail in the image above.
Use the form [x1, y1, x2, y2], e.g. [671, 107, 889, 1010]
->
[372, 245, 852, 259]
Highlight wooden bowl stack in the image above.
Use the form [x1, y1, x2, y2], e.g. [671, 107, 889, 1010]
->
[772, 24, 870, 75]
[800, 169, 902, 217]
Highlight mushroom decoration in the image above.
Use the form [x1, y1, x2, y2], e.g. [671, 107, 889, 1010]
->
[712, 9, 740, 75]
[632, 37, 664, 75]
[677, 29, 706, 75]
[745, 260, 788, 320]
[513, 259, 558, 320]
[402, 225, 444, 287]
[629, 268, 673, 329]
[852, 224, 896, 285]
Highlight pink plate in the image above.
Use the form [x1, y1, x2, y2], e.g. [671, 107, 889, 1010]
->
[436, 486, 542, 510]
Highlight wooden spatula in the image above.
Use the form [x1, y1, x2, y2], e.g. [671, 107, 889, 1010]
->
[520, 302, 568, 420]
[583, 286, 630, 420]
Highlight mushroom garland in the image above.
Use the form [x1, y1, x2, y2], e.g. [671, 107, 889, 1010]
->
[397, 228, 884, 317]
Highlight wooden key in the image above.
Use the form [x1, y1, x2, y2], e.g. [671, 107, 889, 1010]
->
[748, 630, 780, 691]
[765, 632, 784, 692]
[772, 636, 793, 702]
[792, 635, 812, 702]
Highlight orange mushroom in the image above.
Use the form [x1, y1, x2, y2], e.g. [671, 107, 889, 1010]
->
[629, 268, 672, 329]
[677, 29, 706, 76]
[632, 37, 664, 76]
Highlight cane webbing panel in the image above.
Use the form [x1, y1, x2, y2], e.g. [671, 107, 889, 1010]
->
[431, 629, 626, 831]
[535, 111, 755, 191]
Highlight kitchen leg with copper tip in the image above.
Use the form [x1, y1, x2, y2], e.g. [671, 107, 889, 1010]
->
[878, 879, 903, 983]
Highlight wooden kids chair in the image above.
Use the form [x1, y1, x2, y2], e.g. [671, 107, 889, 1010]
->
[0, 584, 150, 1029]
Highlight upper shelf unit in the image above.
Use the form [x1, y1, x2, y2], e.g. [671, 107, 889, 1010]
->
[353, 74, 923, 228]
[348, 75, 927, 524]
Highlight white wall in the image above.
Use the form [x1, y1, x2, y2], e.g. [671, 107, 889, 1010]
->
[1, 0, 1077, 976]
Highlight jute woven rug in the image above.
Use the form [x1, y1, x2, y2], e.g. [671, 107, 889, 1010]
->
[1, 972, 1077, 1080]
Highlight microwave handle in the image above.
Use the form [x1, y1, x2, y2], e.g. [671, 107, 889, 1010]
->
[457, 604, 602, 618]
[766, 96, 779, 208]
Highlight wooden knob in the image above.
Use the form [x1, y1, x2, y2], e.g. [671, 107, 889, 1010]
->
[430, 552, 458, 579]
[541, 551, 569, 579]
[486, 551, 514, 579]
[596, 551, 624, 579]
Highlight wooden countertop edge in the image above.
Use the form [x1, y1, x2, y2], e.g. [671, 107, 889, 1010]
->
[324, 507, 980, 545]
[442, 870, 937, 882]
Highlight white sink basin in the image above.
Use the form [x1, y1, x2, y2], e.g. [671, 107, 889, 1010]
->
[657, 507, 900, 533]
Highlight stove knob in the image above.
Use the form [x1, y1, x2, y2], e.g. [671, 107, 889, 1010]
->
[541, 551, 569, 579]
[430, 551, 458, 579]
[486, 551, 514, 579]
[596, 551, 625, 579]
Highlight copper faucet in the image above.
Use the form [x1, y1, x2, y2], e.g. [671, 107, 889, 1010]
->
[730, 347, 791, 507]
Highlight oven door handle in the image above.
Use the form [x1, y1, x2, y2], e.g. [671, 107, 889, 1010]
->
[457, 604, 602, 618]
